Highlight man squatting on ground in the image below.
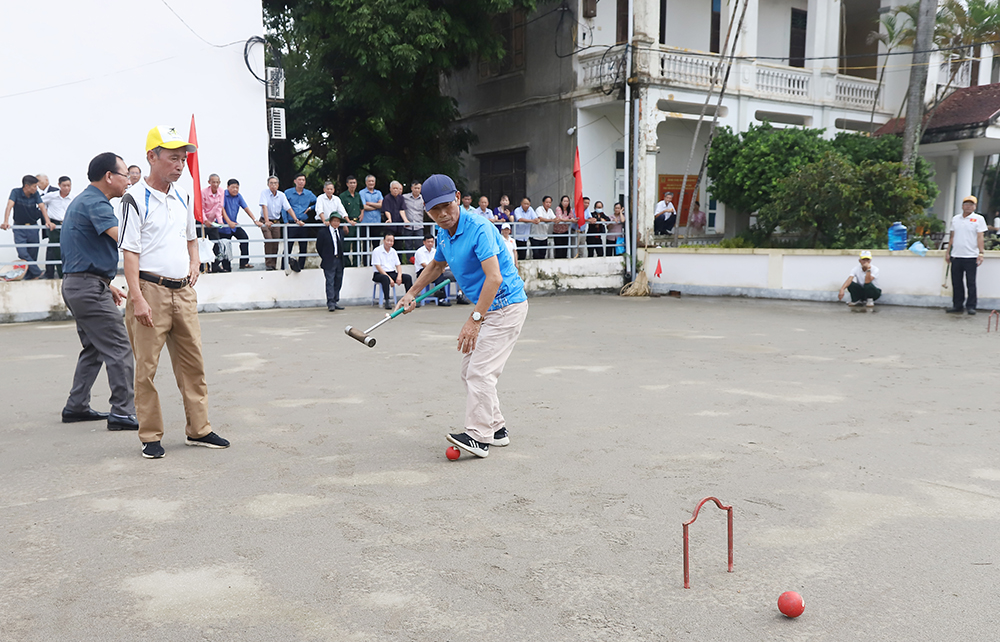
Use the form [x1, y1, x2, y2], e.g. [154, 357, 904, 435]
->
[59, 152, 138, 431]
[946, 195, 987, 315]
[120, 126, 230, 459]
[837, 251, 881, 308]
[397, 174, 529, 459]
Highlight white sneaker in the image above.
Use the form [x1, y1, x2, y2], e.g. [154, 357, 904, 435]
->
[865, 299, 874, 308]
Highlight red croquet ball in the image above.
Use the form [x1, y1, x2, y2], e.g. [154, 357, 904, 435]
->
[777, 591, 805, 618]
[446, 446, 461, 460]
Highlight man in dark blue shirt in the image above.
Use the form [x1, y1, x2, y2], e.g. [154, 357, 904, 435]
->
[59, 152, 138, 431]
[2, 175, 56, 280]
[284, 173, 316, 272]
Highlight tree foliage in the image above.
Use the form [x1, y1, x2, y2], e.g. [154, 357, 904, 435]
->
[262, 0, 535, 189]
[758, 152, 935, 249]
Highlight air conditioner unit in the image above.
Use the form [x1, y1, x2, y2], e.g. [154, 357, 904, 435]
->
[266, 67, 285, 100]
[268, 107, 286, 140]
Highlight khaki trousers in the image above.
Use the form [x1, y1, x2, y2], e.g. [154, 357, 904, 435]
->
[125, 280, 212, 443]
[461, 301, 528, 443]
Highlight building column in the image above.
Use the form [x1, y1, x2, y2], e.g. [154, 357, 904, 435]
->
[805, 0, 840, 67]
[955, 143, 975, 215]
[634, 88, 660, 245]
[978, 45, 994, 86]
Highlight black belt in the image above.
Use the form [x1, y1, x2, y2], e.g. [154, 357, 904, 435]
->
[65, 272, 111, 285]
[139, 271, 189, 289]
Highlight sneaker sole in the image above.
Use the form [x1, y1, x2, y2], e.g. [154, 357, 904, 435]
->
[141, 451, 164, 459]
[447, 434, 489, 458]
[493, 436, 510, 447]
[185, 439, 229, 449]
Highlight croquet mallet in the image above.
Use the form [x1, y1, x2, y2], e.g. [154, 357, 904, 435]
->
[344, 279, 451, 348]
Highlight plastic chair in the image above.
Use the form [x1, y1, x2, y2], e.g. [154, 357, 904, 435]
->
[372, 282, 398, 307]
[420, 280, 451, 307]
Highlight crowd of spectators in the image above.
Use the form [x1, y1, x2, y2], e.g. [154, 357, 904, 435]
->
[3, 170, 627, 283]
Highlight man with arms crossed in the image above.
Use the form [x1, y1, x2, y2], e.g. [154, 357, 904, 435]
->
[60, 153, 137, 431]
[120, 126, 230, 459]
[397, 175, 528, 459]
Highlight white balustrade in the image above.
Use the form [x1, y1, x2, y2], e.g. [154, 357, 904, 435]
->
[835, 76, 881, 110]
[755, 65, 810, 99]
[657, 50, 720, 87]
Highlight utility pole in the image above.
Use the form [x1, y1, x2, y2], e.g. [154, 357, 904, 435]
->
[901, 0, 937, 176]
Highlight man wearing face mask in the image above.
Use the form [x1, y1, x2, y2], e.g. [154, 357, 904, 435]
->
[585, 200, 611, 257]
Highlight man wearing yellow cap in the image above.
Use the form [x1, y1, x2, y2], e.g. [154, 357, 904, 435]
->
[945, 195, 987, 315]
[838, 251, 880, 308]
[120, 126, 230, 459]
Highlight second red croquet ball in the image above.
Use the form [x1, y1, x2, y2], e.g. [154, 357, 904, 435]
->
[446, 446, 461, 460]
[777, 591, 805, 618]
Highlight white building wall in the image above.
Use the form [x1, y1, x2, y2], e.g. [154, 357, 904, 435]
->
[663, 1, 712, 51]
[0, 0, 268, 262]
[576, 106, 624, 210]
[757, 0, 807, 63]
[581, 0, 619, 48]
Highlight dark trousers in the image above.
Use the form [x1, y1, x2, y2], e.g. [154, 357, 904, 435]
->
[323, 258, 344, 310]
[529, 238, 548, 259]
[951, 257, 979, 310]
[61, 273, 135, 416]
[372, 270, 413, 303]
[46, 225, 63, 278]
[553, 234, 570, 259]
[654, 213, 676, 235]
[847, 281, 881, 302]
[587, 235, 605, 257]
[13, 227, 41, 279]
[220, 227, 251, 267]
[416, 267, 453, 299]
[515, 239, 528, 261]
[287, 224, 311, 270]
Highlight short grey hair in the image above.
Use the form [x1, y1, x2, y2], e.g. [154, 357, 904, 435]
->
[390, 180, 402, 190]
[267, 175, 279, 183]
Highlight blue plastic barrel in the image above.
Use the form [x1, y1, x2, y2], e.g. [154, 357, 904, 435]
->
[888, 222, 907, 251]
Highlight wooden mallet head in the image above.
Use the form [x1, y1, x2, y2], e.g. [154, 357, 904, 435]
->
[344, 325, 376, 348]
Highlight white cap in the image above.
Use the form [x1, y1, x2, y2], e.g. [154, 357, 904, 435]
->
[501, 222, 511, 230]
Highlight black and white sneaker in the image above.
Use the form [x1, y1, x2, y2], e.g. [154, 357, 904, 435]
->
[185, 432, 231, 449]
[141, 441, 165, 459]
[493, 427, 510, 447]
[447, 432, 489, 458]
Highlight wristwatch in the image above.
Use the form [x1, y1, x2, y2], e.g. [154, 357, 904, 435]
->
[471, 311, 483, 322]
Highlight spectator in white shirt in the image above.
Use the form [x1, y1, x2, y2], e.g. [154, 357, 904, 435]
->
[258, 176, 297, 271]
[501, 222, 518, 268]
[315, 180, 350, 224]
[511, 197, 534, 260]
[946, 195, 988, 314]
[42, 176, 73, 278]
[531, 196, 555, 259]
[414, 236, 453, 306]
[371, 233, 413, 309]
[654, 191, 676, 235]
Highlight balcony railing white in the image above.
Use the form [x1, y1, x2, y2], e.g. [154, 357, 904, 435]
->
[579, 46, 626, 90]
[835, 76, 881, 110]
[755, 65, 810, 100]
[656, 49, 721, 87]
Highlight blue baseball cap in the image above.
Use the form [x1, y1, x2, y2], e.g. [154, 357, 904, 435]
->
[422, 174, 458, 211]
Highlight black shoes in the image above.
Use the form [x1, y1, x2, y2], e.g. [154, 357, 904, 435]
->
[107, 414, 139, 431]
[493, 427, 509, 447]
[141, 441, 165, 459]
[945, 307, 963, 313]
[456, 293, 471, 305]
[968, 308, 977, 315]
[384, 302, 393, 310]
[62, 407, 110, 423]
[437, 299, 452, 307]
[334, 305, 345, 310]
[447, 432, 489, 458]
[186, 432, 231, 449]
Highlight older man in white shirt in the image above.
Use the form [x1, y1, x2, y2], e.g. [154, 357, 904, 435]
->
[371, 232, 413, 310]
[42, 176, 74, 278]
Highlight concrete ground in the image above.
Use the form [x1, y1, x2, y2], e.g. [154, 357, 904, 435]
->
[1, 294, 998, 641]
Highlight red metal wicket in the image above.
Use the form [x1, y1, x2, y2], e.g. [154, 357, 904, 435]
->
[682, 496, 733, 589]
[988, 310, 999, 333]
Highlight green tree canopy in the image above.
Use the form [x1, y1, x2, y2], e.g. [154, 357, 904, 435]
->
[263, 0, 536, 190]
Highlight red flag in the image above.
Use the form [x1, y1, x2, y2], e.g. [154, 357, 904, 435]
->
[188, 115, 203, 223]
[573, 147, 585, 228]
[654, 259, 662, 278]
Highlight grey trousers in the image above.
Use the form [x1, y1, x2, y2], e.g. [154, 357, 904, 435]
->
[61, 273, 135, 415]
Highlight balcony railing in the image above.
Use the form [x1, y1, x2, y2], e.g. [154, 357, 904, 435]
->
[579, 45, 626, 90]
[755, 64, 811, 100]
[657, 50, 721, 87]
[835, 76, 882, 110]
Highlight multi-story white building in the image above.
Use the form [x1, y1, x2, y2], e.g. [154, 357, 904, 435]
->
[445, 0, 999, 244]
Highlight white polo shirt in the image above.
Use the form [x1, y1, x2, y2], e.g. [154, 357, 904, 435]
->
[259, 188, 290, 221]
[119, 179, 196, 279]
[315, 193, 347, 222]
[655, 200, 676, 217]
[414, 244, 435, 272]
[532, 206, 553, 240]
[849, 264, 880, 288]
[948, 212, 988, 258]
[42, 191, 73, 222]
[371, 244, 401, 273]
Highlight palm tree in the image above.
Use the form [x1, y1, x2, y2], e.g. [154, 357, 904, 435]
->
[867, 12, 908, 132]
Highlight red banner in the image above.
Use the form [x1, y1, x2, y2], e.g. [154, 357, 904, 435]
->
[188, 115, 203, 223]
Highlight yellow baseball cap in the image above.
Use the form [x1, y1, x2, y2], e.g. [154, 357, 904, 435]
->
[963, 195, 978, 205]
[859, 251, 872, 260]
[145, 126, 197, 153]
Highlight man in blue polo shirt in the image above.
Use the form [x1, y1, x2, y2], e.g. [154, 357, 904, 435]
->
[397, 174, 528, 459]
[284, 173, 316, 272]
[59, 152, 138, 431]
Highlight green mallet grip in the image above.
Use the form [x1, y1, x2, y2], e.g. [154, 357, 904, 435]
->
[388, 279, 451, 319]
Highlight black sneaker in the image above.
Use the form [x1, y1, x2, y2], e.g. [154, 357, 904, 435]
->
[456, 293, 471, 305]
[141, 441, 165, 459]
[447, 432, 489, 458]
[493, 427, 510, 447]
[186, 432, 230, 449]
[945, 307, 963, 313]
[968, 308, 977, 315]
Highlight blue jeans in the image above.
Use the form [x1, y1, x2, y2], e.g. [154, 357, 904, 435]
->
[13, 227, 41, 278]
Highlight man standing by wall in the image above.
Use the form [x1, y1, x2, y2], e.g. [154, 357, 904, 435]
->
[360, 174, 383, 259]
[339, 175, 363, 267]
[946, 195, 987, 315]
[398, 174, 528, 459]
[259, 176, 296, 271]
[41, 176, 74, 279]
[220, 179, 262, 269]
[402, 181, 426, 254]
[315, 210, 346, 312]
[60, 152, 137, 431]
[120, 126, 230, 460]
[2, 175, 56, 280]
[284, 173, 316, 272]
